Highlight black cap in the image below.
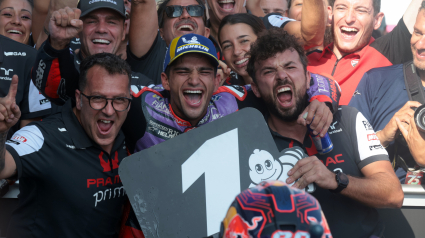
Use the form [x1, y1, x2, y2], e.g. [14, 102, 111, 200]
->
[78, 0, 126, 18]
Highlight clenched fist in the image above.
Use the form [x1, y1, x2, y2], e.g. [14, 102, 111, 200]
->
[49, 7, 83, 50]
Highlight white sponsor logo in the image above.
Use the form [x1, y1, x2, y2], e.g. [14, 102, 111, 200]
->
[1, 68, 13, 76]
[89, 0, 117, 5]
[330, 121, 338, 130]
[176, 43, 209, 53]
[367, 133, 378, 141]
[182, 36, 200, 44]
[58, 128, 67, 132]
[4, 52, 26, 56]
[93, 186, 125, 207]
[66, 144, 76, 149]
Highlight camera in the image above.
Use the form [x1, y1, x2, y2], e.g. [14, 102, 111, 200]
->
[414, 104, 425, 132]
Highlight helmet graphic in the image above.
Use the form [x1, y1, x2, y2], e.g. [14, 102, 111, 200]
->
[219, 181, 332, 238]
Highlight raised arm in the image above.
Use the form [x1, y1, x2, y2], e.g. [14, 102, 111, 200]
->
[0, 75, 20, 179]
[32, 0, 50, 45]
[283, 0, 325, 46]
[129, 0, 159, 57]
[35, 0, 79, 50]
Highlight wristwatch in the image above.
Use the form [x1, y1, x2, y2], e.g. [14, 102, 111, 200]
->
[329, 171, 349, 193]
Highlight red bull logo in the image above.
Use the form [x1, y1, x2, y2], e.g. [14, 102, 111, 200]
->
[224, 214, 263, 238]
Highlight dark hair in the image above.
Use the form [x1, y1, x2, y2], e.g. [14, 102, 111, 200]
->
[157, 0, 207, 28]
[218, 13, 266, 44]
[420, 0, 425, 12]
[328, 0, 380, 16]
[79, 53, 132, 92]
[0, 0, 34, 9]
[246, 28, 308, 83]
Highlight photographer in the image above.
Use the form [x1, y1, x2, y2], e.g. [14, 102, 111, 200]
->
[349, 1, 425, 183]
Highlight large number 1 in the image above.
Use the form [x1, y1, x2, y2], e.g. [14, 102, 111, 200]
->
[182, 129, 241, 236]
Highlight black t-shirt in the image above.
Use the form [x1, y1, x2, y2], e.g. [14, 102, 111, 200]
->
[126, 32, 224, 85]
[270, 106, 389, 238]
[0, 35, 51, 138]
[5, 101, 127, 238]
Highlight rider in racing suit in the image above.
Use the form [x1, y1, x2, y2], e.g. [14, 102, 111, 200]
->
[118, 33, 341, 237]
[32, 33, 340, 238]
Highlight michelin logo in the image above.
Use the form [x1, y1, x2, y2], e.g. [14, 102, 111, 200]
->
[182, 36, 200, 44]
[177, 44, 209, 53]
[89, 0, 117, 4]
[4, 52, 26, 56]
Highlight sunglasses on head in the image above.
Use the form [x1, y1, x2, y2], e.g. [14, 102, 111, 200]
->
[165, 5, 204, 18]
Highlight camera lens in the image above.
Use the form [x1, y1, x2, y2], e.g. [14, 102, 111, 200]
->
[414, 104, 425, 132]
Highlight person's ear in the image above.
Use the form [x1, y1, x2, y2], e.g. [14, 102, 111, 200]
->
[373, 12, 385, 30]
[213, 70, 221, 92]
[122, 20, 128, 41]
[75, 89, 82, 110]
[306, 71, 311, 90]
[159, 28, 165, 40]
[327, 6, 332, 25]
[161, 72, 171, 91]
[251, 81, 261, 98]
[204, 27, 210, 38]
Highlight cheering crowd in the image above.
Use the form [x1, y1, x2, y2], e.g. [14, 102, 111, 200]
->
[0, 0, 423, 237]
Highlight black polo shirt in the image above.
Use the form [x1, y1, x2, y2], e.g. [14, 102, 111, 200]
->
[0, 35, 51, 138]
[5, 101, 127, 238]
[270, 106, 389, 238]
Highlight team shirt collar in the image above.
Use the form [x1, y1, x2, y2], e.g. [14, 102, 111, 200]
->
[320, 37, 375, 60]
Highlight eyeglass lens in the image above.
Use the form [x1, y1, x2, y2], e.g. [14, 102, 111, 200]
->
[165, 5, 204, 18]
[89, 96, 131, 112]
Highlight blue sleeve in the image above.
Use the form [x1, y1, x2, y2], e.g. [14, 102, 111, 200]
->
[348, 71, 373, 124]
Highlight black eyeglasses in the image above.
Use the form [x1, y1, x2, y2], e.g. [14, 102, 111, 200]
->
[165, 5, 204, 18]
[81, 93, 132, 112]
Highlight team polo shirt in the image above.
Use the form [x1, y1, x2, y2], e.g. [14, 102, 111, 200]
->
[0, 35, 51, 138]
[349, 64, 418, 169]
[307, 18, 412, 105]
[5, 101, 127, 238]
[270, 106, 389, 238]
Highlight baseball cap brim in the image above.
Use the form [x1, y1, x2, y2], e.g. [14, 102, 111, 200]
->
[80, 5, 126, 18]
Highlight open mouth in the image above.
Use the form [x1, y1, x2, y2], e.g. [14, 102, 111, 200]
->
[7, 30, 22, 35]
[234, 58, 249, 68]
[177, 24, 195, 32]
[277, 86, 293, 107]
[92, 39, 111, 45]
[97, 119, 114, 135]
[417, 49, 425, 58]
[183, 90, 203, 106]
[217, 0, 235, 11]
[261, 169, 277, 181]
[340, 27, 359, 40]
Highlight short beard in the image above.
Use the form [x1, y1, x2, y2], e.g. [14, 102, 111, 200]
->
[264, 86, 309, 123]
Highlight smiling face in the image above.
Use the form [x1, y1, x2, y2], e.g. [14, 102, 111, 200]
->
[161, 53, 220, 126]
[332, 0, 383, 58]
[79, 8, 126, 58]
[411, 10, 425, 71]
[252, 49, 310, 122]
[75, 65, 131, 152]
[207, 0, 245, 23]
[220, 23, 257, 81]
[249, 149, 282, 185]
[0, 0, 32, 44]
[261, 0, 287, 16]
[160, 0, 209, 46]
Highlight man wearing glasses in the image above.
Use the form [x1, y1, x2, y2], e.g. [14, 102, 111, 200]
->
[0, 53, 133, 238]
[127, 0, 215, 85]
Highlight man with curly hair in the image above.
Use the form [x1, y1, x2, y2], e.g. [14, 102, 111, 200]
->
[247, 28, 403, 238]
